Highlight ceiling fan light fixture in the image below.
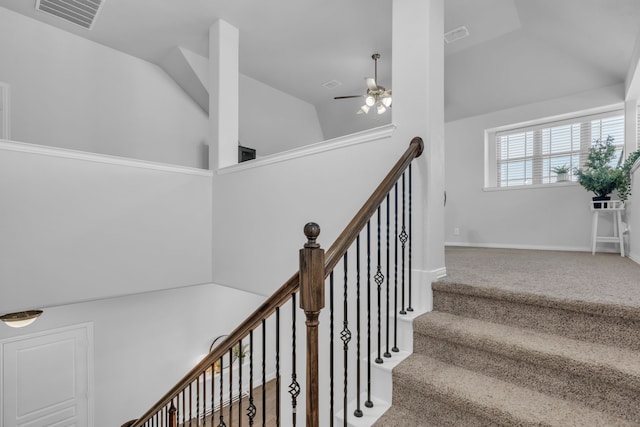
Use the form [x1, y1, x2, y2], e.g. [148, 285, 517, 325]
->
[382, 96, 392, 108]
[358, 104, 371, 114]
[0, 310, 43, 328]
[365, 95, 375, 107]
[377, 104, 387, 115]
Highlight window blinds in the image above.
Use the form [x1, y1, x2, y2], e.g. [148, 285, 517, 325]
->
[496, 111, 624, 187]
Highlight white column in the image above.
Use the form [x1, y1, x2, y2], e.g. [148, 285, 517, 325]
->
[625, 99, 638, 153]
[209, 20, 239, 169]
[392, 0, 446, 284]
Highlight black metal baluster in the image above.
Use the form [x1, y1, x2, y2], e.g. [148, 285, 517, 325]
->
[289, 294, 301, 427]
[182, 389, 186, 426]
[196, 377, 200, 424]
[247, 330, 256, 426]
[329, 272, 335, 427]
[393, 182, 399, 353]
[276, 307, 281, 427]
[384, 194, 391, 358]
[189, 383, 193, 425]
[365, 220, 373, 408]
[262, 319, 266, 427]
[229, 348, 233, 427]
[400, 172, 408, 316]
[203, 368, 206, 426]
[341, 253, 352, 427]
[219, 356, 226, 427]
[375, 206, 384, 365]
[407, 163, 414, 312]
[211, 361, 215, 426]
[239, 338, 243, 427]
[354, 236, 363, 418]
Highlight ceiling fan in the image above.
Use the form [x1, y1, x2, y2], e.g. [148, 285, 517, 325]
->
[334, 53, 392, 115]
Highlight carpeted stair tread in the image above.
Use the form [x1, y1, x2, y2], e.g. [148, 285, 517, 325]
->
[414, 311, 640, 390]
[432, 282, 640, 351]
[432, 282, 640, 320]
[373, 406, 434, 427]
[394, 353, 638, 426]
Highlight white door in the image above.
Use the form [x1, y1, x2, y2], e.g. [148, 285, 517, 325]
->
[2, 324, 93, 427]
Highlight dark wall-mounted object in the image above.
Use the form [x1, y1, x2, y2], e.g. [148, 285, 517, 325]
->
[238, 145, 256, 163]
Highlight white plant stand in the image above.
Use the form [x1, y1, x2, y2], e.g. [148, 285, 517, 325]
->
[590, 200, 625, 256]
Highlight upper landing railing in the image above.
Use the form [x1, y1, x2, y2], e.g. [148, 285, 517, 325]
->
[124, 136, 424, 427]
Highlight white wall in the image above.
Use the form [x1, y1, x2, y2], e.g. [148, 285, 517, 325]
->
[0, 141, 212, 313]
[0, 7, 208, 168]
[445, 84, 625, 251]
[0, 283, 266, 427]
[211, 127, 404, 296]
[315, 97, 392, 141]
[239, 74, 324, 157]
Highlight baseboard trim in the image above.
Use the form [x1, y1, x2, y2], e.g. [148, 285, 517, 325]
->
[629, 251, 640, 266]
[444, 241, 622, 253]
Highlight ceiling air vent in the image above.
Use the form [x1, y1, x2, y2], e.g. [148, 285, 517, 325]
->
[444, 26, 470, 44]
[35, 0, 105, 30]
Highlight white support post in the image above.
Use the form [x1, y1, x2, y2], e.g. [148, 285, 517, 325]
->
[392, 0, 446, 284]
[209, 20, 239, 170]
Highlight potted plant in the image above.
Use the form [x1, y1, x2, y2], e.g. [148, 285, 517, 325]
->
[574, 136, 640, 207]
[552, 164, 570, 182]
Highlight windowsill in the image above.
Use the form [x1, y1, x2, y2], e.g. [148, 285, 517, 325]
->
[483, 181, 579, 192]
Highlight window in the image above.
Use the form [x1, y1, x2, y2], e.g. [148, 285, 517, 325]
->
[493, 111, 624, 188]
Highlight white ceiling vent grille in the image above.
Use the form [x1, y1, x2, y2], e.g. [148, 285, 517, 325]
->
[444, 26, 470, 44]
[35, 0, 105, 30]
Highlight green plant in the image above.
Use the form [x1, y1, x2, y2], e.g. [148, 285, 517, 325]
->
[574, 136, 640, 202]
[233, 342, 249, 360]
[552, 164, 569, 174]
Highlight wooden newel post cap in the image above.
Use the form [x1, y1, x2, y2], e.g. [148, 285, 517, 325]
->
[304, 222, 321, 248]
[300, 222, 325, 312]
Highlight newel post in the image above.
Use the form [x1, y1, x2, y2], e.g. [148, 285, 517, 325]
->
[299, 222, 325, 427]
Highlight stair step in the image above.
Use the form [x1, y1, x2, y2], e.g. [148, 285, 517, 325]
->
[414, 311, 640, 422]
[373, 406, 432, 427]
[392, 353, 638, 426]
[433, 282, 640, 351]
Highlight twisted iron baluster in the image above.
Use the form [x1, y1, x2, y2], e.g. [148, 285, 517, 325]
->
[211, 361, 215, 426]
[196, 376, 200, 424]
[400, 172, 408, 315]
[384, 194, 391, 359]
[239, 338, 243, 427]
[219, 356, 226, 427]
[354, 236, 363, 418]
[276, 307, 281, 427]
[329, 272, 335, 427]
[247, 331, 256, 425]
[407, 163, 414, 312]
[365, 221, 373, 408]
[202, 368, 206, 426]
[375, 206, 384, 364]
[229, 348, 233, 427]
[392, 182, 399, 353]
[262, 319, 266, 427]
[189, 383, 192, 425]
[289, 294, 301, 427]
[341, 253, 352, 426]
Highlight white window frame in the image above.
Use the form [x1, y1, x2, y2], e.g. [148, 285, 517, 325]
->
[485, 105, 625, 190]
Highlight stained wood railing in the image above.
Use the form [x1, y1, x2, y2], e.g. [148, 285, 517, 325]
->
[124, 136, 423, 427]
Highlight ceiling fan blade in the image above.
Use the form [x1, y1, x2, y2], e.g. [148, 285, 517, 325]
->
[383, 89, 392, 96]
[334, 95, 363, 99]
[365, 77, 378, 91]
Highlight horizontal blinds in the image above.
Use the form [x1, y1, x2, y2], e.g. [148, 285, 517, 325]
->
[496, 111, 624, 187]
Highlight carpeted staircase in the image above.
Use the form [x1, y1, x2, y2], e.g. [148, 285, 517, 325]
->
[374, 281, 640, 426]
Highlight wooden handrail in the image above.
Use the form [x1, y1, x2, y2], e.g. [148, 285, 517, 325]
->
[324, 136, 423, 276]
[128, 136, 423, 427]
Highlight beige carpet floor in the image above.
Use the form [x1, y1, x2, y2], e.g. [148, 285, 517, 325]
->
[443, 246, 640, 308]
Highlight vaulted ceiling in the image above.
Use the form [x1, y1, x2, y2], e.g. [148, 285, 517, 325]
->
[1, 0, 639, 124]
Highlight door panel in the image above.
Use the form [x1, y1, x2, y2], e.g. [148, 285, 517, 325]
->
[2, 325, 92, 427]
